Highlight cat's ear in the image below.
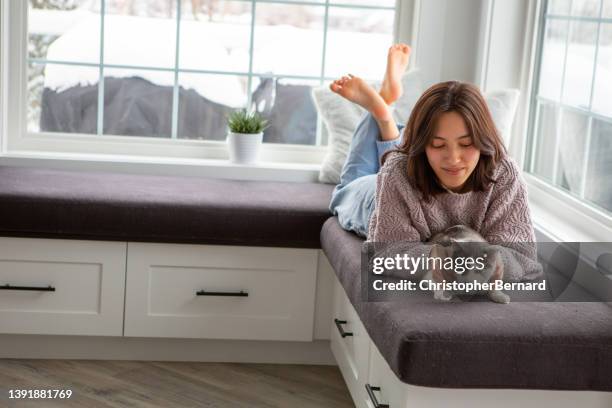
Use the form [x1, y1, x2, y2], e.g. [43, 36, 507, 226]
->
[431, 243, 453, 258]
[483, 245, 502, 263]
[484, 244, 500, 254]
[451, 239, 475, 254]
[437, 236, 453, 247]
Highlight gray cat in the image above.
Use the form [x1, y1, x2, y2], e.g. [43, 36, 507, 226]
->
[423, 225, 510, 304]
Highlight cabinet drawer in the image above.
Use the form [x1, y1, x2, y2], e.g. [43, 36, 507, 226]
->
[366, 340, 406, 408]
[124, 243, 318, 340]
[0, 237, 126, 336]
[330, 275, 370, 408]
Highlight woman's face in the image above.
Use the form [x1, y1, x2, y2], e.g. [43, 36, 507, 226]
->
[425, 111, 480, 192]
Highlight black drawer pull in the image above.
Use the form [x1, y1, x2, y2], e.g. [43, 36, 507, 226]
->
[1, 284, 55, 292]
[365, 384, 389, 408]
[334, 318, 353, 337]
[196, 289, 248, 297]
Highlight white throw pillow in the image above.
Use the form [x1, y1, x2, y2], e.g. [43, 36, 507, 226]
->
[485, 89, 520, 147]
[313, 73, 520, 185]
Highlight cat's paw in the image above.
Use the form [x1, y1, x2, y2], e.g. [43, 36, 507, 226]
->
[434, 290, 454, 302]
[489, 290, 510, 304]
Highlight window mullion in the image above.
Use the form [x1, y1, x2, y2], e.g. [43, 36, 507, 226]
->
[579, 0, 604, 199]
[319, 0, 330, 81]
[171, 0, 182, 139]
[316, 0, 330, 146]
[246, 0, 257, 111]
[558, 1, 572, 103]
[528, 100, 541, 174]
[97, 0, 106, 136]
[551, 1, 573, 185]
[579, 115, 593, 198]
[15, 0, 28, 141]
[526, 0, 548, 174]
[588, 0, 604, 110]
[545, 14, 612, 23]
[551, 106, 563, 184]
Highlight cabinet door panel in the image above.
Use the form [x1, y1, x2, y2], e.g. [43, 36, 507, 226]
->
[125, 243, 318, 340]
[0, 237, 126, 336]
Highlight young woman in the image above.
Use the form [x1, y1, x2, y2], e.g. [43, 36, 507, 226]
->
[329, 44, 541, 282]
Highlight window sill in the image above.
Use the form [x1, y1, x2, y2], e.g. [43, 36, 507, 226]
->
[0, 151, 323, 183]
[526, 174, 612, 242]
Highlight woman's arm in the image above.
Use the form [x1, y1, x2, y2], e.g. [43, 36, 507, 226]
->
[480, 157, 543, 282]
[368, 153, 419, 242]
[367, 153, 433, 278]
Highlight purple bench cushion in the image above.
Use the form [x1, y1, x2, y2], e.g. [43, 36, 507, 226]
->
[0, 166, 333, 248]
[321, 217, 612, 391]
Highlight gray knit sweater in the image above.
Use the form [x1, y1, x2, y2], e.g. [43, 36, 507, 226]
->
[367, 150, 542, 282]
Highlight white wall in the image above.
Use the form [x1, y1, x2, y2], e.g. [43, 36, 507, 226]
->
[398, 0, 485, 88]
[397, 0, 532, 160]
[398, 0, 530, 92]
[480, 0, 531, 93]
[481, 0, 534, 162]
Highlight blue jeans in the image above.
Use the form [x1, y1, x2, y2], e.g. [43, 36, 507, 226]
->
[329, 113, 404, 238]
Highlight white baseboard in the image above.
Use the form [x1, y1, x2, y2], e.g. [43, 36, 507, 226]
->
[0, 335, 335, 365]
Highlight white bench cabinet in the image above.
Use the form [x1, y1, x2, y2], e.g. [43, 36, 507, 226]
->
[330, 273, 612, 408]
[0, 237, 126, 336]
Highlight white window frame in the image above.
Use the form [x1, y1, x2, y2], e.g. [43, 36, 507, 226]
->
[482, 0, 612, 242]
[0, 0, 412, 181]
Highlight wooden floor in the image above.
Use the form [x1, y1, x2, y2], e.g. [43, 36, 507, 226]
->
[0, 360, 355, 408]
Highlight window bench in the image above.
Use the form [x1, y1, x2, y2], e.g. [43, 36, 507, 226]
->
[0, 165, 611, 407]
[0, 164, 337, 364]
[321, 217, 612, 407]
[0, 165, 333, 248]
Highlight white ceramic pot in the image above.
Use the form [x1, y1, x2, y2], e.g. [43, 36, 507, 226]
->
[227, 131, 263, 164]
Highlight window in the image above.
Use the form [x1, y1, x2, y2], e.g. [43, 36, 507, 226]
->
[25, 0, 397, 148]
[527, 0, 612, 215]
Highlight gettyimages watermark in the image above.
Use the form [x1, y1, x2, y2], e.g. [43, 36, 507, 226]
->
[361, 241, 612, 303]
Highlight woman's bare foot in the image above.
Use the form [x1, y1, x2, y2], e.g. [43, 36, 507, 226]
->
[330, 74, 391, 122]
[379, 44, 411, 105]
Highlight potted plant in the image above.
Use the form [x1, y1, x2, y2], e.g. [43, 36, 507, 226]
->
[226, 109, 268, 165]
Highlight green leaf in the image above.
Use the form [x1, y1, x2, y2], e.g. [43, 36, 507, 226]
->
[227, 109, 269, 134]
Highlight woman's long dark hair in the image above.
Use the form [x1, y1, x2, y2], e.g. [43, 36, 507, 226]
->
[382, 81, 506, 200]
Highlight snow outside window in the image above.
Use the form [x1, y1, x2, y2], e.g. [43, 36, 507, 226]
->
[527, 0, 612, 215]
[27, 0, 397, 146]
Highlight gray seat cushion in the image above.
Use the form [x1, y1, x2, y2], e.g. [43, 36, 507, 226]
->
[0, 166, 333, 248]
[321, 217, 612, 391]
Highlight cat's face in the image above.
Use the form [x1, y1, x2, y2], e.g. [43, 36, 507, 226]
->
[451, 243, 500, 283]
